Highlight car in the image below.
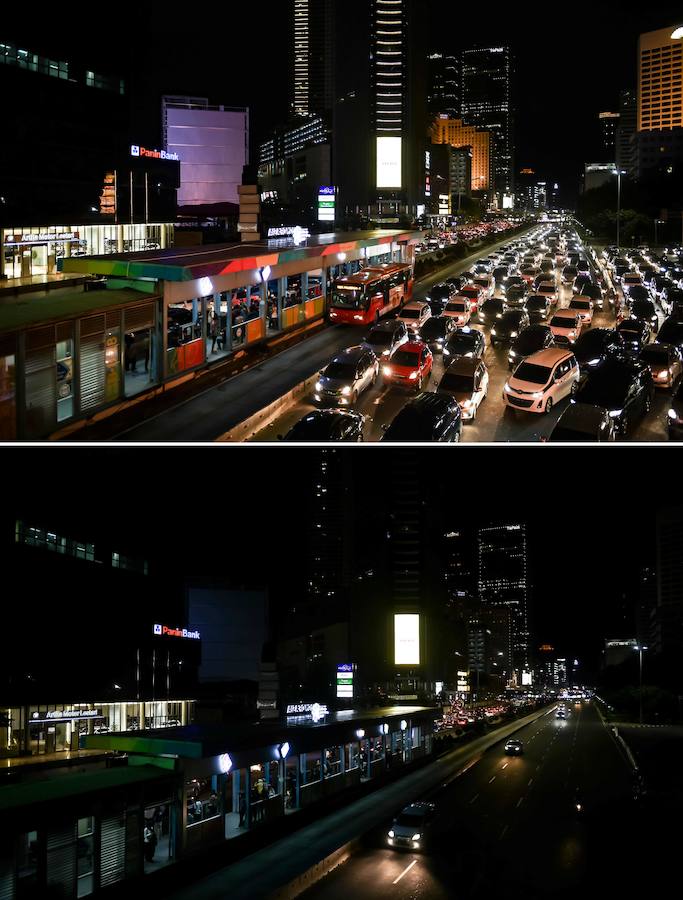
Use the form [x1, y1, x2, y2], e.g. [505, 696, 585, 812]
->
[520, 265, 540, 284]
[625, 284, 652, 305]
[446, 275, 469, 293]
[572, 328, 623, 373]
[549, 310, 583, 344]
[436, 357, 489, 420]
[442, 297, 472, 327]
[474, 258, 493, 274]
[667, 380, 683, 440]
[504, 739, 524, 756]
[314, 347, 379, 406]
[443, 327, 486, 361]
[567, 297, 594, 328]
[508, 324, 555, 369]
[502, 275, 527, 295]
[460, 285, 484, 316]
[556, 709, 567, 719]
[281, 409, 366, 441]
[638, 342, 683, 389]
[419, 316, 457, 353]
[524, 294, 552, 322]
[362, 320, 409, 359]
[493, 264, 512, 284]
[546, 403, 617, 442]
[581, 282, 605, 310]
[576, 357, 655, 435]
[381, 393, 463, 442]
[472, 275, 494, 299]
[562, 265, 578, 285]
[397, 301, 432, 332]
[425, 282, 456, 312]
[622, 272, 643, 292]
[479, 297, 509, 326]
[504, 284, 528, 307]
[387, 802, 436, 850]
[656, 314, 683, 349]
[383, 339, 433, 390]
[616, 318, 651, 354]
[573, 273, 593, 295]
[504, 347, 580, 415]
[491, 310, 530, 347]
[628, 299, 659, 334]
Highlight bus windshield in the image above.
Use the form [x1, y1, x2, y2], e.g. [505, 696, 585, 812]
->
[332, 287, 367, 310]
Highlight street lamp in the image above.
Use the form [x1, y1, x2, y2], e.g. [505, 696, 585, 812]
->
[634, 645, 648, 725]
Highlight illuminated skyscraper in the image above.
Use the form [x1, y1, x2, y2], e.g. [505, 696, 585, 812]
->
[427, 52, 460, 121]
[290, 0, 335, 119]
[635, 25, 683, 176]
[478, 522, 529, 676]
[461, 46, 514, 198]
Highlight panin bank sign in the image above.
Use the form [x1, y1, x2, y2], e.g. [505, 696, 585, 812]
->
[153, 624, 201, 640]
[131, 145, 180, 162]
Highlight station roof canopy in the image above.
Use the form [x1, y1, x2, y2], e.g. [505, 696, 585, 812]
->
[83, 706, 439, 762]
[58, 230, 422, 284]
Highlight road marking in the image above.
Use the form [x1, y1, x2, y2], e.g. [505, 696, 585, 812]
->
[537, 764, 541, 771]
[489, 775, 496, 784]
[500, 824, 509, 840]
[528, 778, 534, 786]
[469, 793, 479, 804]
[501, 763, 508, 770]
[517, 797, 524, 808]
[393, 859, 417, 884]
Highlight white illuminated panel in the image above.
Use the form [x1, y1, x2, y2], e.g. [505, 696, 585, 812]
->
[377, 137, 402, 189]
[394, 614, 420, 665]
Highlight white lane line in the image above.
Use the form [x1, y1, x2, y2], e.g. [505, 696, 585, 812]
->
[500, 824, 509, 840]
[469, 793, 479, 804]
[528, 778, 534, 786]
[393, 859, 417, 885]
[501, 763, 508, 770]
[489, 775, 496, 784]
[517, 797, 524, 808]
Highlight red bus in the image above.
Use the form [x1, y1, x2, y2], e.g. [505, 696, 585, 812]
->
[328, 263, 414, 326]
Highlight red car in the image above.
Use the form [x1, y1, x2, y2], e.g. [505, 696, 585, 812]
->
[383, 339, 433, 390]
[459, 285, 483, 316]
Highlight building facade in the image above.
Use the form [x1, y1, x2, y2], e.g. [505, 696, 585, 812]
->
[430, 117, 492, 194]
[636, 26, 683, 177]
[427, 52, 460, 120]
[291, 0, 336, 118]
[616, 89, 638, 178]
[461, 45, 514, 199]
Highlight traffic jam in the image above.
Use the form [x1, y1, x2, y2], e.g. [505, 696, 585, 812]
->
[254, 222, 683, 442]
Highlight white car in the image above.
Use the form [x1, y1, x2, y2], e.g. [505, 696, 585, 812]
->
[442, 298, 472, 327]
[387, 802, 436, 851]
[472, 275, 494, 299]
[549, 309, 583, 344]
[504, 347, 580, 414]
[397, 301, 431, 332]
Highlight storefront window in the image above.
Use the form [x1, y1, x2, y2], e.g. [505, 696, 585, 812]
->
[186, 776, 221, 827]
[77, 817, 94, 897]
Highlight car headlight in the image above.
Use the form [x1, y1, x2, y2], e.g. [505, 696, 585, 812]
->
[669, 409, 678, 420]
[353, 315, 364, 321]
[509, 350, 517, 357]
[462, 400, 472, 408]
[341, 386, 351, 396]
[388, 830, 395, 838]
[587, 359, 601, 366]
[315, 381, 323, 392]
[504, 384, 514, 394]
[609, 409, 623, 418]
[443, 349, 450, 356]
[409, 371, 418, 380]
[491, 329, 497, 336]
[510, 332, 518, 338]
[383, 367, 393, 377]
[412, 834, 421, 842]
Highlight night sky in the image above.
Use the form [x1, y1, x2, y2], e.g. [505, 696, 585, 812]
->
[7, 3, 683, 197]
[6, 447, 678, 679]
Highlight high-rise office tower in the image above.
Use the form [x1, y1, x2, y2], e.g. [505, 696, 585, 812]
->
[291, 0, 335, 118]
[427, 52, 460, 120]
[430, 117, 492, 193]
[636, 26, 683, 176]
[461, 46, 514, 199]
[478, 523, 529, 677]
[616, 89, 638, 177]
[655, 506, 683, 658]
[598, 111, 620, 158]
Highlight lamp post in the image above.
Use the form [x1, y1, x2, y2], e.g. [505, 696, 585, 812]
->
[615, 169, 626, 253]
[634, 645, 648, 725]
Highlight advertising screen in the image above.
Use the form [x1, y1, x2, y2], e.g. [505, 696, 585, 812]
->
[377, 137, 403, 189]
[394, 614, 420, 665]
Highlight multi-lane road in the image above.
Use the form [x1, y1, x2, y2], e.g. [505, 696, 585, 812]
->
[301, 702, 644, 899]
[251, 242, 671, 443]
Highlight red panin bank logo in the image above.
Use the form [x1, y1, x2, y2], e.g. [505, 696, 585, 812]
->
[153, 624, 200, 640]
[131, 145, 179, 162]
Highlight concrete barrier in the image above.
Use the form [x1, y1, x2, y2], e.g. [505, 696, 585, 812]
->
[268, 839, 360, 900]
[216, 373, 320, 443]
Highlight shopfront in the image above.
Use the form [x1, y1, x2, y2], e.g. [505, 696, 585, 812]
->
[1, 224, 173, 281]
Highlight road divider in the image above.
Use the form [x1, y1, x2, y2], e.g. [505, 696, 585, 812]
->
[268, 838, 361, 900]
[216, 372, 320, 442]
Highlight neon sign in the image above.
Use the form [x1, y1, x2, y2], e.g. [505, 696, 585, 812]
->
[131, 145, 179, 162]
[153, 624, 201, 640]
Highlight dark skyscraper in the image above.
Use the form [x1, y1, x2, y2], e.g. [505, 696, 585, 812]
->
[461, 45, 514, 199]
[427, 52, 460, 120]
[291, 0, 335, 119]
[478, 522, 529, 679]
[616, 88, 638, 177]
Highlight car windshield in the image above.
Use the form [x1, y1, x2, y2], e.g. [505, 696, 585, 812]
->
[461, 287, 479, 298]
[391, 350, 419, 367]
[570, 301, 591, 311]
[431, 285, 451, 300]
[551, 316, 575, 328]
[401, 308, 422, 319]
[384, 410, 437, 440]
[659, 321, 683, 343]
[395, 812, 426, 827]
[474, 278, 489, 288]
[640, 346, 668, 364]
[421, 320, 447, 339]
[513, 362, 552, 385]
[447, 335, 477, 354]
[441, 373, 474, 393]
[507, 287, 526, 300]
[632, 301, 655, 315]
[447, 302, 467, 312]
[365, 331, 392, 347]
[549, 425, 595, 442]
[323, 362, 357, 380]
[287, 417, 341, 439]
[580, 372, 631, 406]
[483, 301, 503, 313]
[516, 331, 546, 352]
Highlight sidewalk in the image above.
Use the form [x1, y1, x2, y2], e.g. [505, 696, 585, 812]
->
[163, 705, 552, 900]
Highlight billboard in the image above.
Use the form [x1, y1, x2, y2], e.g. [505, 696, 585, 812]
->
[522, 670, 533, 686]
[318, 186, 336, 223]
[377, 137, 403, 189]
[394, 614, 420, 665]
[336, 663, 354, 699]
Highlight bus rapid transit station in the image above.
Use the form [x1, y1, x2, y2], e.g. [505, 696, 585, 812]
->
[0, 706, 436, 898]
[0, 229, 419, 440]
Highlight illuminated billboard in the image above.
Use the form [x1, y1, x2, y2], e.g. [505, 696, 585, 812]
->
[336, 663, 354, 699]
[377, 137, 402, 189]
[394, 614, 420, 665]
[522, 670, 533, 686]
